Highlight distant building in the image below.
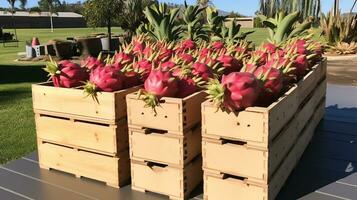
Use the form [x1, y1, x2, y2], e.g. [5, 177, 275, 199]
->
[0, 11, 86, 28]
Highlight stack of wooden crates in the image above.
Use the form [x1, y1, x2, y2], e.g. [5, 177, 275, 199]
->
[201, 59, 327, 200]
[126, 91, 207, 200]
[32, 83, 139, 188]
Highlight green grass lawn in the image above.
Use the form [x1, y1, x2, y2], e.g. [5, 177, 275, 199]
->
[0, 27, 270, 165]
[0, 27, 123, 65]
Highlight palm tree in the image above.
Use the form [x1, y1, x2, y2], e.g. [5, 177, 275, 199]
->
[7, 0, 17, 40]
[45, 0, 55, 32]
[19, 0, 27, 10]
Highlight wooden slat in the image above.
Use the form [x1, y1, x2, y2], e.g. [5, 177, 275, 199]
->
[35, 114, 128, 156]
[32, 83, 140, 123]
[129, 126, 201, 167]
[127, 91, 206, 133]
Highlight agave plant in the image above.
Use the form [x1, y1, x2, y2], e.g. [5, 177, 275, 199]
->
[142, 3, 182, 42]
[258, 11, 312, 43]
[205, 6, 226, 38]
[212, 19, 254, 44]
[320, 10, 357, 45]
[181, 3, 208, 41]
[329, 42, 357, 55]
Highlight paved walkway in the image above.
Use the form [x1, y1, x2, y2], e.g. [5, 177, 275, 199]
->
[0, 84, 356, 200]
[327, 59, 357, 86]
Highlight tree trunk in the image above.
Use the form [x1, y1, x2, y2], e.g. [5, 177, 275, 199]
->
[49, 6, 54, 32]
[11, 11, 17, 40]
[107, 16, 112, 52]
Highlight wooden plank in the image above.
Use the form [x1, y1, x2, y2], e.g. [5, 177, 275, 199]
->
[129, 126, 201, 167]
[127, 91, 207, 133]
[131, 157, 203, 200]
[37, 141, 130, 188]
[35, 114, 128, 156]
[32, 82, 140, 123]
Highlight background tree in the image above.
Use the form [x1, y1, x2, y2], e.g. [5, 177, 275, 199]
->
[83, 0, 123, 50]
[38, 0, 61, 32]
[117, 0, 155, 38]
[196, 0, 212, 7]
[19, 0, 27, 10]
[7, 0, 18, 40]
[258, 0, 320, 21]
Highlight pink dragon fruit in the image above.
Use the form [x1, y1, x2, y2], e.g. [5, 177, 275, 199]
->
[218, 54, 242, 74]
[81, 56, 104, 70]
[221, 72, 260, 110]
[206, 72, 260, 111]
[44, 58, 88, 88]
[133, 59, 153, 81]
[176, 78, 197, 98]
[178, 53, 194, 65]
[294, 55, 309, 77]
[180, 39, 196, 51]
[262, 42, 278, 54]
[192, 62, 213, 81]
[254, 66, 283, 105]
[85, 64, 124, 93]
[212, 41, 225, 51]
[114, 52, 133, 65]
[160, 61, 176, 71]
[144, 69, 178, 98]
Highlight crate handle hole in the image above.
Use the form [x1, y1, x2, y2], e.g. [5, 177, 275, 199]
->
[141, 112, 144, 115]
[164, 115, 168, 118]
[247, 124, 251, 127]
[237, 122, 240, 126]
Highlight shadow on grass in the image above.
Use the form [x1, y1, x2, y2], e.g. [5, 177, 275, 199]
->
[0, 88, 32, 104]
[0, 64, 48, 84]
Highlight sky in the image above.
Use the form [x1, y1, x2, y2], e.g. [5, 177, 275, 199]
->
[0, 0, 356, 16]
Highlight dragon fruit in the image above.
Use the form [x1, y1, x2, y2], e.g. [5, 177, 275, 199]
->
[144, 69, 178, 98]
[212, 41, 225, 51]
[206, 72, 260, 111]
[179, 39, 196, 52]
[178, 53, 194, 64]
[160, 61, 176, 71]
[176, 78, 197, 98]
[114, 52, 133, 65]
[254, 66, 283, 105]
[218, 54, 242, 74]
[262, 43, 278, 54]
[192, 62, 213, 81]
[81, 56, 103, 70]
[293, 55, 309, 77]
[44, 58, 88, 88]
[84, 64, 124, 98]
[123, 71, 142, 88]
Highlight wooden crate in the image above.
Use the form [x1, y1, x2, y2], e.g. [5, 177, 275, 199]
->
[202, 60, 326, 149]
[203, 101, 325, 200]
[38, 140, 131, 188]
[127, 91, 207, 134]
[35, 113, 128, 156]
[129, 125, 201, 167]
[297, 58, 326, 103]
[202, 80, 326, 183]
[32, 82, 140, 124]
[131, 156, 203, 200]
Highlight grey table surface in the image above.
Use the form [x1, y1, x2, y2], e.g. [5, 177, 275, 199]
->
[1, 84, 357, 200]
